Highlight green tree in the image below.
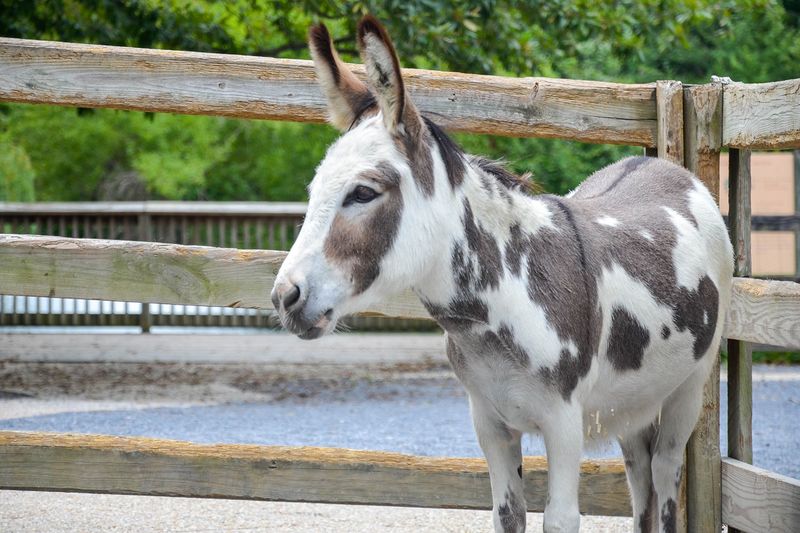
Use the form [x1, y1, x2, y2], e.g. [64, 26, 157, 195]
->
[1, 0, 797, 201]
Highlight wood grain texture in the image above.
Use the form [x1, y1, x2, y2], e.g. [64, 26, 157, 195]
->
[721, 457, 800, 533]
[656, 80, 684, 165]
[0, 37, 657, 146]
[0, 431, 632, 516]
[727, 149, 753, 476]
[723, 79, 800, 149]
[0, 234, 431, 319]
[683, 81, 723, 533]
[726, 278, 800, 349]
[0, 201, 308, 216]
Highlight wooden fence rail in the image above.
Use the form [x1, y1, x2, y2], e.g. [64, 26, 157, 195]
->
[0, 37, 657, 146]
[0, 431, 631, 516]
[722, 79, 800, 149]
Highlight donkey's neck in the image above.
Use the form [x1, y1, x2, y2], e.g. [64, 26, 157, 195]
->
[412, 157, 554, 315]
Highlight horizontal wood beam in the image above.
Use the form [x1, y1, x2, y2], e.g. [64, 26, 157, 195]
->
[0, 234, 429, 319]
[0, 37, 656, 146]
[722, 79, 800, 149]
[1, 235, 799, 347]
[727, 278, 800, 349]
[0, 201, 308, 217]
[721, 457, 800, 533]
[0, 431, 631, 516]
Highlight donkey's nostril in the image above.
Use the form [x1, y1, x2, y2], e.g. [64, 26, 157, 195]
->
[282, 284, 302, 310]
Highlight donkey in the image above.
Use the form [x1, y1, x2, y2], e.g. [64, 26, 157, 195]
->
[271, 16, 733, 533]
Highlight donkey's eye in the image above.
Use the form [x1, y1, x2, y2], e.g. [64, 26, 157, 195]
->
[344, 185, 380, 206]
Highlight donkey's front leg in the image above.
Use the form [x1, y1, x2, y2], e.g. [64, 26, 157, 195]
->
[470, 395, 526, 533]
[541, 406, 583, 533]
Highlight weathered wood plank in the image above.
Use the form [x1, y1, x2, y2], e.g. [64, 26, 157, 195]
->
[721, 457, 800, 533]
[0, 431, 632, 516]
[727, 277, 800, 349]
[0, 37, 657, 146]
[684, 81, 723, 533]
[656, 80, 684, 165]
[727, 149, 753, 479]
[0, 201, 308, 216]
[723, 79, 800, 149]
[0, 234, 431, 319]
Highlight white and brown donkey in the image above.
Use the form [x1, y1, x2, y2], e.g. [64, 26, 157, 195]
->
[271, 16, 733, 533]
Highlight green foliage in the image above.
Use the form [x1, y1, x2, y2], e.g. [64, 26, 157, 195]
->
[205, 121, 338, 201]
[0, 134, 36, 201]
[1, 0, 798, 201]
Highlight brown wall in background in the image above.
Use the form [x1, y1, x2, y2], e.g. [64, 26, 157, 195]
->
[720, 152, 797, 276]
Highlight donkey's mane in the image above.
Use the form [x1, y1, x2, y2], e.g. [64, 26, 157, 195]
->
[422, 115, 534, 195]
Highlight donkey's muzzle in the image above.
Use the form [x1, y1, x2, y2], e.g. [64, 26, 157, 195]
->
[271, 280, 329, 339]
[271, 281, 305, 313]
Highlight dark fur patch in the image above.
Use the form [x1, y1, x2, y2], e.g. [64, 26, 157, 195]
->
[446, 336, 467, 376]
[462, 199, 503, 290]
[471, 156, 534, 194]
[673, 275, 719, 358]
[323, 164, 403, 295]
[346, 91, 378, 131]
[607, 307, 651, 371]
[529, 197, 598, 400]
[481, 324, 530, 367]
[661, 498, 677, 533]
[497, 488, 526, 533]
[309, 25, 339, 85]
[517, 465, 523, 478]
[661, 325, 671, 339]
[424, 296, 489, 333]
[357, 15, 405, 126]
[423, 116, 465, 189]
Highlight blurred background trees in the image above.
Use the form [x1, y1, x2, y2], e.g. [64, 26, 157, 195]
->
[0, 0, 798, 201]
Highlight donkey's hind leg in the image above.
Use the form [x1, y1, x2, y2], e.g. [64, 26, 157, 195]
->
[650, 361, 713, 533]
[619, 425, 657, 533]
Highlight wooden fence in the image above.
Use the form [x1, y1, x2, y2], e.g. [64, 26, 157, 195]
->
[1, 37, 799, 532]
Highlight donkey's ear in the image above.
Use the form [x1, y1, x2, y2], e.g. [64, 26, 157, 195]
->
[357, 16, 421, 135]
[309, 23, 375, 131]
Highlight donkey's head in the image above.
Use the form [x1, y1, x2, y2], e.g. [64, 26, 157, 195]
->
[271, 17, 457, 339]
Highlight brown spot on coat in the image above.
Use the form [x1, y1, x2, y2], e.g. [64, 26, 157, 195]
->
[323, 165, 403, 295]
[607, 307, 651, 371]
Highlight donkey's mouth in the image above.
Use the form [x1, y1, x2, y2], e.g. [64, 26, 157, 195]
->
[295, 308, 334, 340]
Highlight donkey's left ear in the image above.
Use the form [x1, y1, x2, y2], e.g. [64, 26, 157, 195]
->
[357, 16, 421, 135]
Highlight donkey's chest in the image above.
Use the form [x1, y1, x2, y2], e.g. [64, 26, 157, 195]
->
[445, 332, 561, 431]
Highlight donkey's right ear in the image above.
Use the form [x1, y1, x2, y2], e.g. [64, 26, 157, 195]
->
[309, 23, 375, 131]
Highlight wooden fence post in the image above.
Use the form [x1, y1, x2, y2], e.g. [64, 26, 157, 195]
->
[683, 82, 723, 533]
[138, 213, 152, 333]
[727, 148, 753, 533]
[656, 79, 688, 533]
